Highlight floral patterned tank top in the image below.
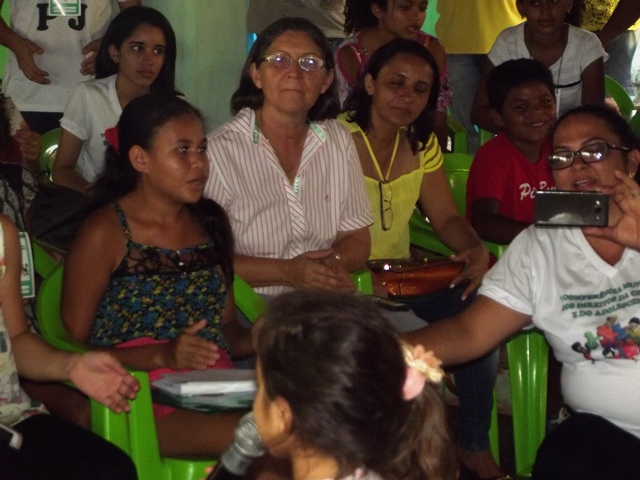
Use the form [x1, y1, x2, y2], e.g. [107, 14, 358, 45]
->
[90, 204, 230, 353]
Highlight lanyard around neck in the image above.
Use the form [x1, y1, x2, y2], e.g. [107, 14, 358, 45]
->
[361, 128, 401, 182]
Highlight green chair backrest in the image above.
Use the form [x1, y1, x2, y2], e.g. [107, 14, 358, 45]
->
[605, 75, 635, 121]
[446, 113, 469, 154]
[39, 127, 62, 180]
[477, 127, 495, 147]
[36, 264, 131, 452]
[36, 264, 85, 353]
[439, 152, 474, 216]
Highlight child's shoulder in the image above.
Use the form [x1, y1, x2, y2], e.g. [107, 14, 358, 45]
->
[567, 23, 599, 39]
[566, 23, 603, 46]
[495, 22, 525, 42]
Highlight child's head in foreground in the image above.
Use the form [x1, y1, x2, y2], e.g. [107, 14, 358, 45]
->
[488, 58, 556, 147]
[253, 290, 458, 480]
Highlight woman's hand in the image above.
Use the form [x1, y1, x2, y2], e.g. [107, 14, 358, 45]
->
[68, 351, 139, 413]
[584, 170, 640, 249]
[288, 250, 355, 292]
[13, 121, 41, 171]
[162, 320, 221, 370]
[10, 34, 49, 84]
[450, 242, 490, 300]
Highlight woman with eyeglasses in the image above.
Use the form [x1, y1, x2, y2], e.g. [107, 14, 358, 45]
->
[339, 39, 500, 479]
[205, 17, 372, 297]
[405, 104, 640, 479]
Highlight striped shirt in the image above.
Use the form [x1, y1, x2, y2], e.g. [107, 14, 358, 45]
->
[205, 108, 373, 296]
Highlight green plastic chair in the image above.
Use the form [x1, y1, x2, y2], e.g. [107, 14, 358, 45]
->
[233, 274, 268, 323]
[351, 268, 374, 295]
[38, 127, 61, 181]
[478, 127, 495, 147]
[408, 152, 550, 475]
[447, 113, 469, 154]
[605, 75, 635, 122]
[36, 264, 216, 480]
[36, 264, 131, 452]
[233, 269, 374, 326]
[32, 237, 61, 279]
[38, 267, 374, 478]
[506, 329, 549, 476]
[408, 153, 506, 258]
[126, 370, 214, 480]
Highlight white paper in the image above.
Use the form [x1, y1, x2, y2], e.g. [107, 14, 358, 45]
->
[152, 369, 256, 397]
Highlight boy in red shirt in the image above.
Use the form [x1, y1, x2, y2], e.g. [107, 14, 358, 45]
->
[467, 58, 556, 245]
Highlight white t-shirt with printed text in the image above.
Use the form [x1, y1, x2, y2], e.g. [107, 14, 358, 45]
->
[481, 225, 640, 438]
[2, 0, 124, 113]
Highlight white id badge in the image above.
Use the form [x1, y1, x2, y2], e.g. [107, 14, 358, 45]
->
[19, 232, 35, 299]
[49, 0, 81, 16]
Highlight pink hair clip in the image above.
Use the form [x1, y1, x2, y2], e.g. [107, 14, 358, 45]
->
[402, 343, 444, 401]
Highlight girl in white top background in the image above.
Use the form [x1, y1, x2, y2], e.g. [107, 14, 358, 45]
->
[471, 0, 606, 133]
[53, 6, 177, 194]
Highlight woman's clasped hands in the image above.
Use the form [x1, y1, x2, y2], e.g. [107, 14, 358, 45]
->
[287, 249, 355, 292]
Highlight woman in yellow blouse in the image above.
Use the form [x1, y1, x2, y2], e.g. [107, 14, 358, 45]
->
[339, 39, 506, 479]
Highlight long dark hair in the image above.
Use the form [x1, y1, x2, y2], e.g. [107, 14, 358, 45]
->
[343, 39, 440, 153]
[94, 93, 234, 285]
[344, 0, 388, 35]
[231, 17, 339, 121]
[256, 291, 458, 480]
[95, 6, 177, 94]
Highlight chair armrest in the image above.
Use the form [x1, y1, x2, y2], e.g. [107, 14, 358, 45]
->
[233, 274, 268, 324]
[351, 269, 373, 294]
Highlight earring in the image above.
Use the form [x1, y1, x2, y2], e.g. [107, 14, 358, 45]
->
[629, 171, 635, 178]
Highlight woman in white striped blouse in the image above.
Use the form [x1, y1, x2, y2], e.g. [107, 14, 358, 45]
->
[205, 17, 374, 297]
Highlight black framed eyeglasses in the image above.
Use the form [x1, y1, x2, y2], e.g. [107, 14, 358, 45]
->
[261, 52, 325, 72]
[547, 142, 630, 170]
[379, 181, 393, 231]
